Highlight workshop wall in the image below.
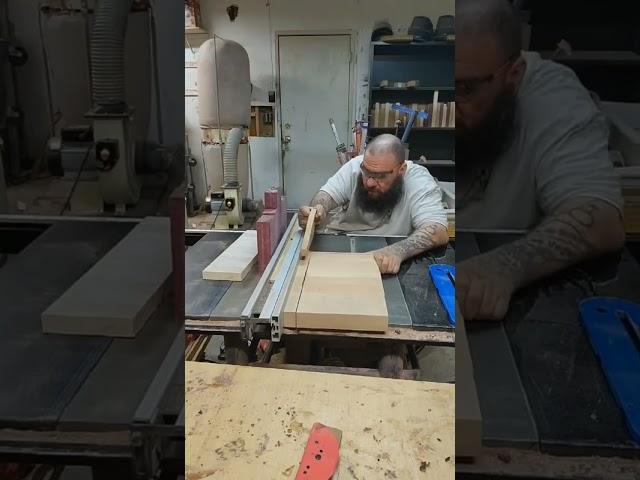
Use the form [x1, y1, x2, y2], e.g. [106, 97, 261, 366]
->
[6, 0, 183, 165]
[186, 0, 454, 196]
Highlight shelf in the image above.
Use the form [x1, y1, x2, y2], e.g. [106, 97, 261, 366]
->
[369, 127, 454, 132]
[185, 27, 208, 35]
[371, 41, 453, 47]
[372, 87, 454, 91]
[419, 159, 455, 167]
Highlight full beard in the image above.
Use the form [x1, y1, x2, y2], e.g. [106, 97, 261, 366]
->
[355, 172, 404, 215]
[456, 87, 518, 172]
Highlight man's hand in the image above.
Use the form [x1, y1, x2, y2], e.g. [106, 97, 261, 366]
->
[457, 199, 624, 321]
[457, 253, 516, 321]
[372, 247, 403, 274]
[298, 204, 326, 229]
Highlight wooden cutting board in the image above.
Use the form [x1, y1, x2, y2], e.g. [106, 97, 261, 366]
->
[289, 252, 388, 332]
[185, 362, 454, 480]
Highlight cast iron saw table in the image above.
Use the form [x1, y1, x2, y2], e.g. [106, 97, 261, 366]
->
[456, 230, 640, 479]
[0, 216, 184, 479]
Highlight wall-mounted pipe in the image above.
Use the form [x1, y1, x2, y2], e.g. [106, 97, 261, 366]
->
[90, 0, 133, 109]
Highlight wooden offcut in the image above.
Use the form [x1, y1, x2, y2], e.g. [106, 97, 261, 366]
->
[295, 252, 388, 332]
[185, 362, 454, 480]
[455, 304, 483, 457]
[202, 230, 257, 281]
[300, 208, 316, 259]
[41, 217, 172, 338]
[282, 255, 310, 329]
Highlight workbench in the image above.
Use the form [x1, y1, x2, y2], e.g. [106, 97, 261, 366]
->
[0, 216, 184, 478]
[185, 229, 455, 347]
[185, 361, 454, 479]
[456, 231, 640, 478]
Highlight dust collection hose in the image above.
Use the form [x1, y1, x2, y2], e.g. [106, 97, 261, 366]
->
[90, 0, 132, 109]
[223, 127, 242, 186]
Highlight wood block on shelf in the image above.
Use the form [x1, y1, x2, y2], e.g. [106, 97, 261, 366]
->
[264, 188, 281, 210]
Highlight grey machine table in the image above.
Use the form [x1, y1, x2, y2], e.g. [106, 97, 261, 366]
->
[0, 216, 184, 479]
[185, 229, 455, 344]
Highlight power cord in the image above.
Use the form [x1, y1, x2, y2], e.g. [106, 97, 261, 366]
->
[59, 145, 92, 215]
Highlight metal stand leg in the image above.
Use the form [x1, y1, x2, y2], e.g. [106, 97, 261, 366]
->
[223, 333, 250, 365]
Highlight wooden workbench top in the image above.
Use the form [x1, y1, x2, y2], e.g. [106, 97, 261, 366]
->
[185, 362, 454, 479]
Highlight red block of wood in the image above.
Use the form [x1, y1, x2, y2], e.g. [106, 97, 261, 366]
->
[257, 214, 278, 272]
[264, 188, 281, 210]
[264, 208, 280, 239]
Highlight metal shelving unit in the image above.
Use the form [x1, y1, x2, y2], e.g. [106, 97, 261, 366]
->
[368, 41, 455, 181]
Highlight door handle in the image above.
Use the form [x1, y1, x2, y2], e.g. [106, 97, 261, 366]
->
[282, 135, 292, 152]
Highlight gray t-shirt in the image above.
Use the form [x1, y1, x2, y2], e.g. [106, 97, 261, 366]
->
[457, 51, 623, 230]
[319, 155, 448, 236]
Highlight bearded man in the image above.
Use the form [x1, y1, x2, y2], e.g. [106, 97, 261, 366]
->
[455, 0, 624, 320]
[298, 133, 449, 274]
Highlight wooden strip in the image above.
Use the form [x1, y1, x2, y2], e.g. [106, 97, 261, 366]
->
[41, 217, 171, 338]
[456, 303, 483, 457]
[202, 230, 257, 281]
[300, 208, 316, 259]
[282, 256, 310, 329]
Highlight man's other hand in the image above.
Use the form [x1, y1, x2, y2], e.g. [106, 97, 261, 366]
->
[372, 247, 403, 275]
[298, 204, 326, 229]
[457, 253, 516, 321]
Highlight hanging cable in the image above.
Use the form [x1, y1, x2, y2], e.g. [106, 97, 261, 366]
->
[59, 145, 92, 215]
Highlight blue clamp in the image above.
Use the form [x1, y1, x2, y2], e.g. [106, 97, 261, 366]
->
[579, 297, 640, 443]
[428, 264, 455, 327]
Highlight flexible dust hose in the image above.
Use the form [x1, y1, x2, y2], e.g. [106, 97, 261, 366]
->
[222, 127, 242, 186]
[90, 0, 132, 108]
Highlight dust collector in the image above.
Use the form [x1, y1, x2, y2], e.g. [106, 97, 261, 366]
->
[197, 36, 251, 227]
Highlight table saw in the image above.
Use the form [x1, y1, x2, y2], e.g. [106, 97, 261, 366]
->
[185, 214, 455, 367]
[0, 216, 184, 479]
[456, 231, 640, 479]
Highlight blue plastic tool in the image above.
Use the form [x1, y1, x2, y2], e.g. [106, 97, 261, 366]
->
[579, 297, 640, 443]
[428, 264, 455, 327]
[391, 103, 430, 143]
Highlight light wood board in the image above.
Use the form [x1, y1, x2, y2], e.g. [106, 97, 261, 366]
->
[41, 217, 171, 338]
[282, 256, 309, 329]
[185, 362, 454, 480]
[295, 252, 388, 332]
[455, 304, 482, 457]
[300, 207, 316, 259]
[202, 230, 257, 281]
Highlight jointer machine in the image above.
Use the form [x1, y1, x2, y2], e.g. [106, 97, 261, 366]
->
[185, 213, 456, 364]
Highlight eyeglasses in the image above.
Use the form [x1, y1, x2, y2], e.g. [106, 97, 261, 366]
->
[360, 164, 396, 182]
[455, 53, 519, 102]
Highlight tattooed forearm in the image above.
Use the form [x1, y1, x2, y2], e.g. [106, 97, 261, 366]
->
[486, 199, 624, 289]
[310, 190, 340, 213]
[387, 223, 449, 261]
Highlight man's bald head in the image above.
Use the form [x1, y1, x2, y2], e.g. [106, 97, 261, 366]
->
[365, 134, 405, 165]
[457, 0, 521, 62]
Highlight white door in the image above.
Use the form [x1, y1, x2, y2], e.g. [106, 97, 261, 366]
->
[278, 35, 352, 208]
